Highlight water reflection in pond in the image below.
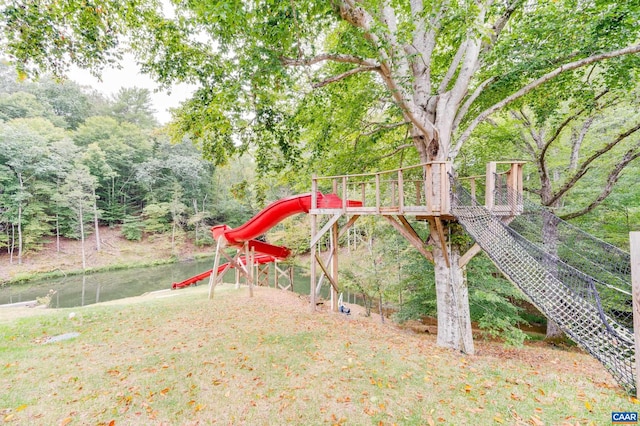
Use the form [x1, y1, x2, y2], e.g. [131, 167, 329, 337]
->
[0, 259, 318, 309]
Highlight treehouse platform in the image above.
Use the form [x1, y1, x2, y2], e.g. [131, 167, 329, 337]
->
[309, 161, 526, 311]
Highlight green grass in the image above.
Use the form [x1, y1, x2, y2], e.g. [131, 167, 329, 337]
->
[0, 286, 636, 425]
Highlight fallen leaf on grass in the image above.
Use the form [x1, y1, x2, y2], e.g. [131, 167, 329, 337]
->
[584, 401, 592, 412]
[60, 418, 72, 426]
[4, 414, 15, 422]
[529, 415, 544, 426]
[15, 405, 27, 413]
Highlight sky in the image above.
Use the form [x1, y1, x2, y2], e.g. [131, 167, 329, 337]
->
[68, 54, 196, 124]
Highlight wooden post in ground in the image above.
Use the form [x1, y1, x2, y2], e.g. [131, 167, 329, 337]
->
[331, 220, 339, 312]
[208, 238, 222, 300]
[249, 246, 255, 297]
[235, 249, 241, 289]
[310, 175, 318, 311]
[630, 232, 640, 398]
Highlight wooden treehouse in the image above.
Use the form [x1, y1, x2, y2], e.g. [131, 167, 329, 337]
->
[309, 161, 526, 311]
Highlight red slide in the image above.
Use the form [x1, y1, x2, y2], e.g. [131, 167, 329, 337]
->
[171, 254, 277, 289]
[172, 193, 361, 289]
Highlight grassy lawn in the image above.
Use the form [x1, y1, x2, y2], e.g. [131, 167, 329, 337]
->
[0, 285, 636, 425]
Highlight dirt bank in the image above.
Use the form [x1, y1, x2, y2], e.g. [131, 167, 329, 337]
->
[0, 226, 213, 284]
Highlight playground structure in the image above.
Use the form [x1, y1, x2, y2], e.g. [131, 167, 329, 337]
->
[174, 161, 637, 393]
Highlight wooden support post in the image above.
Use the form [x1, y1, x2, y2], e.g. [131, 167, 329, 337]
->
[315, 252, 339, 293]
[235, 248, 241, 289]
[434, 217, 450, 268]
[208, 238, 223, 299]
[331, 220, 339, 312]
[342, 176, 347, 210]
[310, 176, 318, 310]
[415, 181, 422, 205]
[459, 243, 482, 268]
[376, 173, 381, 214]
[424, 164, 433, 214]
[470, 178, 476, 203]
[311, 213, 341, 247]
[398, 170, 404, 214]
[630, 232, 640, 398]
[338, 215, 360, 238]
[384, 216, 433, 263]
[485, 162, 497, 210]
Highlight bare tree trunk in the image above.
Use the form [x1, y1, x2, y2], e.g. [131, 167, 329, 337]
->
[17, 174, 23, 265]
[79, 204, 86, 271]
[56, 213, 60, 253]
[93, 187, 101, 252]
[9, 223, 15, 263]
[431, 227, 474, 354]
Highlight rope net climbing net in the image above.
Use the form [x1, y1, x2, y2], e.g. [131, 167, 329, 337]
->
[451, 175, 635, 393]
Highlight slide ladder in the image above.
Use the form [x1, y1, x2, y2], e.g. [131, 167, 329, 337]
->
[451, 181, 635, 392]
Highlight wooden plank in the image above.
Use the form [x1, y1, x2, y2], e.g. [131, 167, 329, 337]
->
[425, 164, 433, 214]
[485, 162, 496, 210]
[398, 170, 404, 214]
[338, 215, 360, 238]
[434, 217, 450, 268]
[315, 252, 339, 293]
[383, 216, 434, 263]
[342, 176, 347, 210]
[311, 175, 318, 210]
[207, 238, 223, 299]
[331, 221, 339, 311]
[439, 163, 447, 214]
[310, 212, 317, 310]
[459, 243, 482, 268]
[376, 173, 381, 214]
[310, 213, 342, 247]
[631, 232, 640, 398]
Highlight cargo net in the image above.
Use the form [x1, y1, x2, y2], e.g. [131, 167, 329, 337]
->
[451, 175, 635, 393]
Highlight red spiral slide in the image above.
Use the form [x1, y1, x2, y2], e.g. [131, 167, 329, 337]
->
[172, 193, 361, 289]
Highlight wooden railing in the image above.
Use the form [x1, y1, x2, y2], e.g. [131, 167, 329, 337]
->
[311, 162, 453, 217]
[456, 161, 526, 216]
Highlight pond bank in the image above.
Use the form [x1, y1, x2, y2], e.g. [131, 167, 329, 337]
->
[1, 226, 214, 286]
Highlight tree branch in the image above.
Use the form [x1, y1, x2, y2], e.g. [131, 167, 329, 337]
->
[539, 89, 609, 165]
[312, 66, 380, 88]
[281, 54, 378, 67]
[438, 39, 468, 94]
[452, 76, 496, 133]
[550, 121, 640, 205]
[361, 120, 411, 136]
[488, 0, 524, 48]
[560, 147, 640, 220]
[452, 43, 640, 159]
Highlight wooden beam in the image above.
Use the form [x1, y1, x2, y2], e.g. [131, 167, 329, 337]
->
[315, 252, 339, 293]
[310, 213, 342, 247]
[434, 217, 450, 268]
[331, 221, 339, 312]
[383, 215, 433, 263]
[338, 215, 360, 238]
[630, 232, 640, 399]
[396, 215, 432, 262]
[459, 243, 482, 268]
[310, 212, 317, 310]
[207, 238, 223, 299]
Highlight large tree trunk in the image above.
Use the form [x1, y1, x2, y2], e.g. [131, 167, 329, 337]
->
[541, 207, 564, 340]
[431, 226, 474, 354]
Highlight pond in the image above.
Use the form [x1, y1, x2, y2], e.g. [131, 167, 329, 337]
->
[0, 258, 321, 309]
